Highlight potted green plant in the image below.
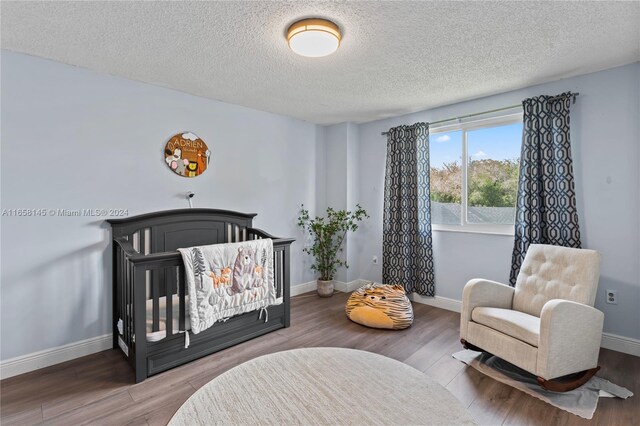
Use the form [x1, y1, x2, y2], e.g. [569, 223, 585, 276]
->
[297, 204, 368, 297]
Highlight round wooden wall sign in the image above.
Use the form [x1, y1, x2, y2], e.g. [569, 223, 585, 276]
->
[164, 132, 210, 177]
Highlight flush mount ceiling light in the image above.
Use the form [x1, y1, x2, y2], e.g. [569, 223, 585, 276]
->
[287, 18, 341, 58]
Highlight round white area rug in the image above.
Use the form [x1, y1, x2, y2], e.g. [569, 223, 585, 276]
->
[170, 347, 476, 425]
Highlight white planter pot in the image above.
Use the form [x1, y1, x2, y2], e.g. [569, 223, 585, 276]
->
[317, 280, 335, 297]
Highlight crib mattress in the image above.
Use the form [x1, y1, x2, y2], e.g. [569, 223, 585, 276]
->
[146, 295, 191, 342]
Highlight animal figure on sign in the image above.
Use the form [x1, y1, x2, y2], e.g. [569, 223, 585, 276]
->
[165, 148, 189, 175]
[228, 247, 263, 295]
[197, 150, 207, 176]
[186, 161, 198, 177]
[345, 283, 413, 330]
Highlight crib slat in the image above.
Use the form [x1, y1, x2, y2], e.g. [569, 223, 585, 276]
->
[152, 270, 160, 332]
[117, 247, 124, 344]
[117, 247, 121, 342]
[130, 261, 135, 345]
[127, 256, 132, 345]
[283, 244, 291, 328]
[273, 249, 277, 298]
[278, 249, 284, 298]
[166, 267, 173, 338]
[145, 271, 151, 312]
[138, 229, 145, 255]
[130, 261, 135, 344]
[120, 250, 129, 344]
[274, 249, 279, 299]
[123, 255, 127, 344]
[178, 266, 185, 332]
[133, 266, 148, 382]
[277, 249, 281, 298]
[144, 228, 151, 255]
[127, 259, 133, 345]
[124, 258, 127, 343]
[127, 262, 136, 344]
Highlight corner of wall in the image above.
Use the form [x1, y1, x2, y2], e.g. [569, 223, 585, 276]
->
[314, 125, 327, 215]
[321, 122, 364, 282]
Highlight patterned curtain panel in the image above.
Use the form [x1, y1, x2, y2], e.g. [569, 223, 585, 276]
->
[510, 92, 581, 285]
[383, 123, 435, 296]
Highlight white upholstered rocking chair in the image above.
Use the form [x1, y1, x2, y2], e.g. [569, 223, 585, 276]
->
[460, 244, 603, 392]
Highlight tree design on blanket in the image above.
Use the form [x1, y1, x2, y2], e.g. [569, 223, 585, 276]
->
[191, 248, 208, 290]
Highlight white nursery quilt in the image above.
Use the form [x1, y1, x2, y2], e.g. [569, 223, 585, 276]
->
[178, 238, 279, 334]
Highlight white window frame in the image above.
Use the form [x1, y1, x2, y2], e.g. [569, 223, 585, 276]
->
[429, 112, 523, 235]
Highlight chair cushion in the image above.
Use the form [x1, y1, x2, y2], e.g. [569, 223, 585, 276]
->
[471, 307, 540, 347]
[345, 283, 413, 330]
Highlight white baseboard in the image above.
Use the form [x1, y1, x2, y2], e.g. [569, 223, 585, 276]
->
[408, 292, 640, 357]
[409, 293, 462, 313]
[0, 334, 112, 380]
[600, 333, 640, 357]
[290, 281, 317, 296]
[0, 279, 328, 379]
[291, 279, 366, 297]
[334, 279, 367, 293]
[5, 283, 637, 380]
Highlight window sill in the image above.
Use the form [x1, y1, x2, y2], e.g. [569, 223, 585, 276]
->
[432, 225, 514, 236]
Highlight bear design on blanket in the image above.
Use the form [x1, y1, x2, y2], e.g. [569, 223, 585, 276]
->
[227, 247, 263, 296]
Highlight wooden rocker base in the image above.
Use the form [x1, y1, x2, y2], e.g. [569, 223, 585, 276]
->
[537, 366, 600, 392]
[460, 338, 600, 393]
[460, 338, 484, 353]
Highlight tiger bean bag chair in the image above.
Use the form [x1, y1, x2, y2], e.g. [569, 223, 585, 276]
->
[345, 283, 413, 330]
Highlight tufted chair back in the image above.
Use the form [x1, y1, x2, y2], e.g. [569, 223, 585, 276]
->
[513, 244, 601, 317]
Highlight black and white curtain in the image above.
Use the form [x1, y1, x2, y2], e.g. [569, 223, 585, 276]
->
[510, 92, 581, 285]
[383, 123, 435, 296]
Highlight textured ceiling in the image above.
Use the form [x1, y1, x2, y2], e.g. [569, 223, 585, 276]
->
[2, 1, 639, 124]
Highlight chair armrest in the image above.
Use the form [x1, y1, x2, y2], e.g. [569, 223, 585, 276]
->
[460, 279, 514, 340]
[537, 299, 604, 380]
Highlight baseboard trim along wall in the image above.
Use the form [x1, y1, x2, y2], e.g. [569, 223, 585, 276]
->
[599, 333, 640, 357]
[3, 280, 355, 379]
[290, 281, 317, 297]
[408, 292, 640, 357]
[409, 293, 463, 313]
[0, 334, 112, 380]
[335, 279, 368, 293]
[4, 280, 638, 379]
[290, 279, 366, 296]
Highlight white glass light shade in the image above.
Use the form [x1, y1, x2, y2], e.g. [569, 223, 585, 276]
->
[287, 19, 341, 58]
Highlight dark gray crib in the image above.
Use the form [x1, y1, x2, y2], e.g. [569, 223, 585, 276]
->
[108, 209, 294, 383]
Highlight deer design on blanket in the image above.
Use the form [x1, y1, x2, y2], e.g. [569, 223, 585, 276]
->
[178, 239, 279, 334]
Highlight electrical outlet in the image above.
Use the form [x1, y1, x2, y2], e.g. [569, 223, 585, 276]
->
[606, 289, 618, 305]
[372, 256, 378, 265]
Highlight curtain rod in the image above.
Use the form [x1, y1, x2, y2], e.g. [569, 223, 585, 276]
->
[380, 92, 579, 136]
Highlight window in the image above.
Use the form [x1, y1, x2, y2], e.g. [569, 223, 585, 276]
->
[429, 114, 522, 234]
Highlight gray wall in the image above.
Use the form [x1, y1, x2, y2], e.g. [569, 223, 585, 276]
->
[319, 122, 361, 282]
[355, 63, 640, 340]
[2, 50, 638, 362]
[0, 51, 320, 360]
